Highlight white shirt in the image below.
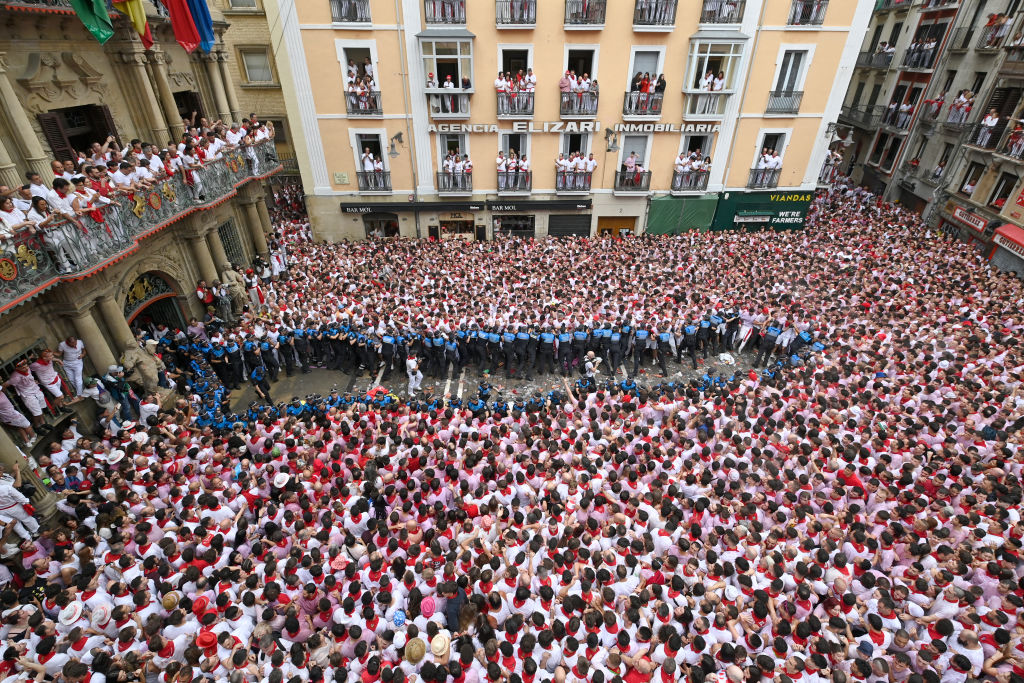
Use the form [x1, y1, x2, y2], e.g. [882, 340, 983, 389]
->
[496, 156, 507, 171]
[45, 189, 77, 219]
[58, 339, 85, 363]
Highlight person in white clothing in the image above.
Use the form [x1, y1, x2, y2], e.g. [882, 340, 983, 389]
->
[0, 464, 38, 542]
[361, 148, 376, 189]
[0, 391, 34, 446]
[496, 151, 508, 190]
[406, 355, 423, 397]
[29, 349, 68, 412]
[977, 108, 999, 147]
[3, 359, 47, 430]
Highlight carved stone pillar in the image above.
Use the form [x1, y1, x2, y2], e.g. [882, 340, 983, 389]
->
[203, 53, 232, 124]
[0, 53, 52, 179]
[120, 50, 169, 145]
[147, 48, 185, 142]
[217, 50, 242, 123]
[0, 135, 22, 190]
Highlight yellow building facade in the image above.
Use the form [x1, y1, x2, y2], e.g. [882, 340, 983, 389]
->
[267, 0, 872, 239]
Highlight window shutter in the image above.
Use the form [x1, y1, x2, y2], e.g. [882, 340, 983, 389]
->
[95, 105, 122, 149]
[36, 113, 74, 162]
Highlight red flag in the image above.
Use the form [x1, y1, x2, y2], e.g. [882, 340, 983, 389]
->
[161, 0, 200, 53]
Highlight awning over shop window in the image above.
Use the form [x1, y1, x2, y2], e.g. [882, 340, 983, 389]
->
[646, 196, 718, 234]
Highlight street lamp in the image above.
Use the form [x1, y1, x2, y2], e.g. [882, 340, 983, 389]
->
[389, 131, 403, 158]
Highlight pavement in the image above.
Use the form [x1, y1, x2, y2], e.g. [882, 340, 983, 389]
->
[230, 350, 758, 409]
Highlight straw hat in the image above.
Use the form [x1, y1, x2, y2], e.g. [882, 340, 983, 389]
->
[162, 592, 180, 610]
[406, 638, 426, 663]
[431, 633, 450, 658]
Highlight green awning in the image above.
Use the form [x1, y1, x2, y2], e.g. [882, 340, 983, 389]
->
[646, 195, 718, 234]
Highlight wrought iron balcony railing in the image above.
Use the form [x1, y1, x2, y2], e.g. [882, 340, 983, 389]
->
[748, 167, 781, 189]
[965, 121, 1002, 150]
[788, 0, 827, 25]
[496, 0, 536, 25]
[671, 169, 710, 192]
[424, 0, 465, 24]
[856, 50, 894, 68]
[497, 92, 534, 117]
[346, 90, 383, 116]
[766, 90, 803, 114]
[0, 142, 280, 315]
[559, 91, 599, 116]
[614, 170, 652, 191]
[356, 171, 392, 191]
[634, 0, 676, 25]
[564, 0, 605, 24]
[839, 104, 884, 129]
[684, 91, 731, 117]
[700, 0, 744, 23]
[436, 171, 473, 193]
[330, 0, 370, 22]
[555, 171, 592, 192]
[497, 171, 532, 192]
[623, 91, 664, 116]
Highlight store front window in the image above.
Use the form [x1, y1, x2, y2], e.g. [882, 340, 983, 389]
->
[363, 212, 400, 238]
[493, 215, 535, 237]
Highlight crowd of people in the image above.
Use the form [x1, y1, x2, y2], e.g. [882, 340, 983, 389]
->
[2, 177, 1024, 683]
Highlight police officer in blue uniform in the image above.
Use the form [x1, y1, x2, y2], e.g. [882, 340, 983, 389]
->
[242, 338, 262, 377]
[381, 329, 396, 380]
[656, 327, 675, 377]
[250, 365, 272, 404]
[225, 339, 244, 389]
[608, 325, 623, 377]
[557, 327, 573, 377]
[696, 318, 712, 360]
[430, 330, 445, 379]
[469, 327, 486, 372]
[755, 320, 782, 368]
[278, 331, 296, 377]
[513, 327, 530, 379]
[709, 312, 725, 356]
[538, 327, 556, 376]
[292, 328, 311, 374]
[525, 326, 539, 381]
[572, 326, 588, 372]
[682, 322, 698, 370]
[486, 328, 501, 376]
[260, 338, 280, 382]
[502, 328, 517, 379]
[443, 333, 460, 378]
[631, 326, 650, 377]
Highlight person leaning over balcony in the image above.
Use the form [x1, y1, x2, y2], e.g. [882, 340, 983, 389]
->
[0, 196, 37, 244]
[559, 71, 572, 111]
[1007, 124, 1024, 157]
[71, 177, 114, 249]
[4, 359, 50, 436]
[519, 154, 530, 188]
[585, 153, 597, 189]
[496, 151, 507, 190]
[442, 74, 456, 113]
[978, 109, 1000, 147]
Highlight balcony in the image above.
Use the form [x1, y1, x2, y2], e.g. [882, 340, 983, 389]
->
[766, 90, 803, 115]
[671, 169, 710, 192]
[700, 0, 744, 23]
[874, 0, 911, 11]
[881, 105, 912, 131]
[918, 0, 958, 10]
[564, 0, 606, 26]
[622, 91, 664, 118]
[856, 50, 893, 69]
[788, 0, 827, 26]
[329, 0, 371, 22]
[497, 92, 534, 118]
[497, 171, 531, 193]
[345, 90, 383, 116]
[965, 122, 1002, 151]
[0, 142, 280, 315]
[614, 170, 652, 192]
[495, 0, 536, 27]
[684, 91, 731, 118]
[976, 25, 1008, 51]
[838, 104, 883, 129]
[437, 171, 472, 194]
[947, 27, 973, 52]
[424, 0, 465, 24]
[900, 47, 937, 71]
[633, 0, 676, 28]
[559, 91, 598, 118]
[0, 0, 75, 12]
[942, 114, 969, 134]
[427, 89, 472, 119]
[748, 167, 781, 189]
[356, 171, 392, 192]
[555, 171, 592, 193]
[996, 132, 1024, 162]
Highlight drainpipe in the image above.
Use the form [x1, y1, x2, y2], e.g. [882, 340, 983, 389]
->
[396, 0, 421, 238]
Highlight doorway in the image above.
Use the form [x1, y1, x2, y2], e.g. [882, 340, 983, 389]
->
[597, 216, 636, 237]
[174, 91, 205, 125]
[562, 133, 590, 156]
[343, 47, 373, 81]
[630, 50, 659, 79]
[37, 105, 120, 161]
[567, 49, 595, 77]
[502, 49, 529, 75]
[439, 213, 476, 240]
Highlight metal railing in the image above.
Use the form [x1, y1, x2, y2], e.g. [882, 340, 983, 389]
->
[436, 171, 473, 193]
[426, 89, 472, 116]
[623, 91, 664, 116]
[874, 0, 911, 10]
[918, 0, 957, 9]
[345, 90, 383, 116]
[748, 167, 781, 189]
[329, 0, 370, 21]
[564, 0, 606, 24]
[633, 0, 676, 25]
[614, 170, 651, 191]
[497, 92, 535, 116]
[0, 0, 75, 11]
[555, 171, 593, 192]
[685, 91, 730, 117]
[948, 27, 973, 52]
[277, 153, 300, 174]
[497, 171, 532, 192]
[839, 104, 884, 128]
[998, 132, 1024, 161]
[356, 171, 392, 191]
[819, 162, 841, 185]
[766, 91, 803, 114]
[944, 106, 971, 131]
[700, 0, 744, 23]
[0, 142, 280, 315]
[965, 122, 1001, 150]
[857, 50, 893, 68]
[901, 46, 938, 69]
[496, 0, 536, 24]
[881, 105, 913, 130]
[1008, 45, 1024, 62]
[424, 0, 465, 23]
[559, 91, 599, 116]
[671, 169, 710, 191]
[788, 0, 827, 25]
[977, 24, 1008, 50]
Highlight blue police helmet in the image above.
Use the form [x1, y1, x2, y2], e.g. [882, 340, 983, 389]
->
[278, 334, 289, 344]
[226, 342, 238, 352]
[200, 343, 212, 354]
[293, 329, 305, 339]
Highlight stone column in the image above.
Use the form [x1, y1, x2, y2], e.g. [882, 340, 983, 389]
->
[206, 228, 230, 274]
[0, 428, 57, 523]
[204, 54, 232, 124]
[97, 293, 137, 354]
[188, 233, 219, 284]
[68, 305, 116, 375]
[122, 51, 169, 145]
[243, 200, 268, 258]
[0, 135, 21, 190]
[148, 49, 184, 141]
[255, 198, 273, 237]
[217, 51, 242, 123]
[0, 53, 53, 179]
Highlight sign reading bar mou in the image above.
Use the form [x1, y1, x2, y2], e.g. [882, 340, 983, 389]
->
[427, 122, 723, 134]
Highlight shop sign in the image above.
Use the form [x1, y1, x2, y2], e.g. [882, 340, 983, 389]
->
[428, 121, 722, 134]
[995, 234, 1024, 260]
[952, 205, 986, 233]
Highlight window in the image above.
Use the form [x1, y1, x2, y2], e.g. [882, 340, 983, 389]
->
[229, 0, 257, 7]
[942, 71, 955, 93]
[867, 84, 882, 108]
[682, 134, 712, 158]
[620, 134, 649, 166]
[566, 49, 596, 78]
[972, 72, 986, 95]
[240, 49, 274, 83]
[960, 162, 984, 196]
[774, 50, 807, 93]
[267, 119, 287, 143]
[562, 133, 591, 156]
[421, 40, 473, 87]
[687, 42, 743, 91]
[440, 133, 467, 159]
[869, 133, 890, 165]
[501, 49, 530, 75]
[500, 133, 529, 159]
[851, 82, 865, 107]
[760, 132, 786, 158]
[357, 133, 384, 167]
[631, 50, 661, 79]
[939, 143, 953, 164]
[868, 25, 883, 52]
[888, 22, 903, 46]
[989, 172, 1018, 208]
